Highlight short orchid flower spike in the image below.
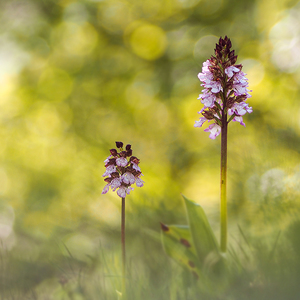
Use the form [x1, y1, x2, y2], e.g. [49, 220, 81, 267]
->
[194, 36, 252, 139]
[102, 142, 144, 197]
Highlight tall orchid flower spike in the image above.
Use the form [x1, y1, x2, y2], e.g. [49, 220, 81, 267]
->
[195, 36, 252, 253]
[102, 141, 144, 295]
[194, 36, 252, 139]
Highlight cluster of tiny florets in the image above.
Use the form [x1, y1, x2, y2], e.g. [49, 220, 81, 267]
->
[194, 36, 252, 139]
[102, 142, 144, 198]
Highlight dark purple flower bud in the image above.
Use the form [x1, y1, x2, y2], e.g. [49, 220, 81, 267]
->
[126, 144, 131, 150]
[110, 149, 118, 156]
[119, 151, 127, 158]
[111, 172, 120, 178]
[130, 156, 140, 164]
[210, 56, 218, 64]
[215, 51, 222, 60]
[229, 50, 235, 58]
[104, 177, 112, 183]
[227, 39, 232, 49]
[219, 37, 225, 47]
[105, 158, 116, 167]
[116, 141, 123, 148]
[125, 164, 133, 170]
[235, 95, 247, 103]
[202, 110, 214, 120]
[227, 97, 235, 108]
[211, 106, 220, 114]
[230, 56, 238, 64]
[215, 44, 222, 53]
[132, 170, 141, 177]
[126, 149, 132, 157]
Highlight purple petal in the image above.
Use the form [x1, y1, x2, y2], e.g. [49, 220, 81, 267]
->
[111, 178, 122, 190]
[194, 117, 208, 128]
[136, 177, 144, 187]
[204, 123, 221, 139]
[225, 66, 240, 78]
[117, 187, 126, 198]
[116, 157, 128, 167]
[102, 165, 116, 177]
[102, 184, 110, 194]
[122, 172, 135, 185]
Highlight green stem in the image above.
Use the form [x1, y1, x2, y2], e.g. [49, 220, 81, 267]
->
[220, 112, 228, 253]
[121, 197, 126, 294]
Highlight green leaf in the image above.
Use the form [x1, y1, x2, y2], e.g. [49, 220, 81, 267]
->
[160, 223, 201, 279]
[183, 195, 220, 265]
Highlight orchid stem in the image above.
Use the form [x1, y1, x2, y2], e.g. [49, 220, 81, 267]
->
[121, 197, 126, 295]
[220, 115, 228, 253]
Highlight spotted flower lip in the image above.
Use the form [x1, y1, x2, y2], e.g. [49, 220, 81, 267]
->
[194, 36, 252, 139]
[102, 141, 144, 197]
[225, 65, 240, 78]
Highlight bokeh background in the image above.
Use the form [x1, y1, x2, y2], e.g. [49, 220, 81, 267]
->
[1, 0, 300, 298]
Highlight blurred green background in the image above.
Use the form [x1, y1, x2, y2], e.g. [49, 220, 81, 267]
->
[1, 0, 300, 298]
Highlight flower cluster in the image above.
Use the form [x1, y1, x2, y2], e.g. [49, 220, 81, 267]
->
[102, 142, 144, 198]
[194, 36, 252, 139]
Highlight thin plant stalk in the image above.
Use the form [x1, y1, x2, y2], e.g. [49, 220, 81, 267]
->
[121, 197, 126, 294]
[220, 110, 228, 253]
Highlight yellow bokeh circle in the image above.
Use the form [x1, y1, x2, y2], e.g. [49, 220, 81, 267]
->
[52, 22, 98, 56]
[38, 68, 73, 101]
[129, 24, 167, 60]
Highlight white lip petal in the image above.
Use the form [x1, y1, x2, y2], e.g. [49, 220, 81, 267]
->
[116, 157, 128, 167]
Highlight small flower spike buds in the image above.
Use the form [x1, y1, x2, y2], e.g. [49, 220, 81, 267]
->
[102, 142, 144, 198]
[194, 36, 252, 139]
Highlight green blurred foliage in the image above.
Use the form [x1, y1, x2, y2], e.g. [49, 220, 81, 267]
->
[0, 0, 300, 298]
